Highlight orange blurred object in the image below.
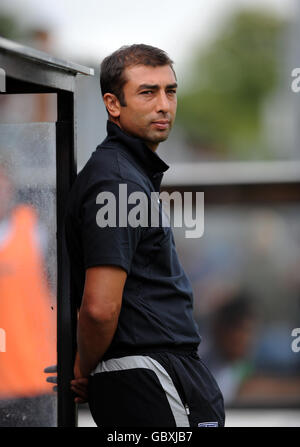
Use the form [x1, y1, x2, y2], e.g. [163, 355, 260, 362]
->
[0, 205, 56, 399]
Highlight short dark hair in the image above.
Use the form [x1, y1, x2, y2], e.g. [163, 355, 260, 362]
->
[100, 44, 175, 106]
[214, 294, 255, 330]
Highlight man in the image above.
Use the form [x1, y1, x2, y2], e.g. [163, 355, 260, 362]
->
[65, 44, 225, 427]
[201, 293, 256, 405]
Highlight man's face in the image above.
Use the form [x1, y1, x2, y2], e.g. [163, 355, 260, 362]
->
[116, 64, 177, 151]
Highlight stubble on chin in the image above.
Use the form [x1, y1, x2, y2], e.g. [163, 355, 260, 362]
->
[152, 129, 171, 143]
[143, 132, 170, 151]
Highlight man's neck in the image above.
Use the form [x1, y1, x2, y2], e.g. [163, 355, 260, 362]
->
[108, 118, 159, 152]
[145, 141, 158, 152]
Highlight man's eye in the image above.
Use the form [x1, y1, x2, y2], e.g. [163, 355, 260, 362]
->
[140, 90, 154, 95]
[167, 90, 177, 95]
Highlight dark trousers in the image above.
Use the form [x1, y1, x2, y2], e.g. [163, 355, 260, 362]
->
[88, 350, 225, 427]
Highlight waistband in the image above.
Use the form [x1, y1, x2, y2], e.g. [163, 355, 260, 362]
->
[102, 343, 199, 361]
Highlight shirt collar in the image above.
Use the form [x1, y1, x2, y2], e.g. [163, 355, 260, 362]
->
[106, 120, 169, 178]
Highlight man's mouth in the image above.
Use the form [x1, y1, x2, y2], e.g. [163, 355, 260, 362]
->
[152, 120, 170, 130]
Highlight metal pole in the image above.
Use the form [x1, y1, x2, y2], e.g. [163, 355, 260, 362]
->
[56, 88, 78, 427]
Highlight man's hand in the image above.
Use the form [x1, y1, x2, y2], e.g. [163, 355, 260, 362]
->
[70, 352, 89, 404]
[44, 364, 57, 392]
[71, 377, 89, 404]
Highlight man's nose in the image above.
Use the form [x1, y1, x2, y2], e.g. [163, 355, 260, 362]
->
[155, 91, 170, 113]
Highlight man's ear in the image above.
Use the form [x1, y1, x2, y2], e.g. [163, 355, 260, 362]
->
[103, 93, 121, 118]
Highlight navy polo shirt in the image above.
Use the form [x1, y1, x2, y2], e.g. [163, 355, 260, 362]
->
[64, 120, 201, 359]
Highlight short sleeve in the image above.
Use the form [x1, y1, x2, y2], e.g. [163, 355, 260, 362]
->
[81, 179, 145, 274]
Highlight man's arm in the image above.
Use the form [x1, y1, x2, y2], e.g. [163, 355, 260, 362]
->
[76, 265, 127, 378]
